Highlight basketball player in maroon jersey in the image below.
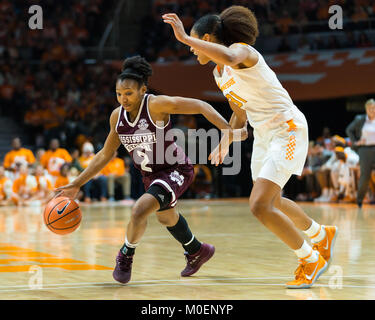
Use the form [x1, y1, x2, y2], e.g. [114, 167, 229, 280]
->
[56, 55, 246, 284]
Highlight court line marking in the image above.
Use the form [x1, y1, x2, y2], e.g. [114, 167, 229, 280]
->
[1, 281, 375, 293]
[0, 274, 374, 290]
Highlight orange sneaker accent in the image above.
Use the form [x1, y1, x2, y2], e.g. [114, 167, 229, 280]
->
[339, 195, 356, 203]
[286, 252, 327, 289]
[312, 225, 338, 264]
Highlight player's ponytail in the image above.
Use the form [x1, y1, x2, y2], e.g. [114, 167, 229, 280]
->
[118, 55, 153, 86]
[192, 6, 259, 47]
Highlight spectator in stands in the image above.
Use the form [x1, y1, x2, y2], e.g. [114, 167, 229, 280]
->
[0, 165, 13, 206]
[314, 138, 335, 202]
[11, 164, 38, 206]
[331, 146, 357, 203]
[33, 164, 54, 204]
[32, 148, 46, 169]
[296, 141, 326, 201]
[3, 137, 35, 173]
[346, 98, 375, 208]
[315, 135, 359, 202]
[40, 138, 72, 180]
[54, 163, 71, 189]
[316, 126, 332, 146]
[79, 141, 108, 203]
[102, 152, 132, 201]
[70, 148, 84, 172]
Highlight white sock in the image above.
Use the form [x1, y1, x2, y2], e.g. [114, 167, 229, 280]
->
[125, 237, 139, 248]
[294, 240, 318, 262]
[303, 220, 326, 243]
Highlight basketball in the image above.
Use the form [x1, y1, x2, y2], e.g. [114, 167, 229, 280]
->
[44, 197, 82, 235]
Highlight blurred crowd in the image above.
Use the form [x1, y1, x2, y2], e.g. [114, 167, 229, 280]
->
[139, 0, 375, 61]
[0, 137, 132, 206]
[0, 0, 117, 150]
[278, 30, 373, 53]
[288, 133, 361, 203]
[286, 99, 375, 206]
[0, 0, 115, 60]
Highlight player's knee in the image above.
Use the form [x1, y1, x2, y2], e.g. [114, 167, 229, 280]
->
[131, 205, 148, 224]
[249, 198, 270, 219]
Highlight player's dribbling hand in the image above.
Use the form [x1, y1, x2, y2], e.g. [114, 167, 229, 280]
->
[53, 183, 80, 201]
[162, 13, 188, 43]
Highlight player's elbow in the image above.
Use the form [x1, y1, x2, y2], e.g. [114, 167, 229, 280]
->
[196, 101, 213, 116]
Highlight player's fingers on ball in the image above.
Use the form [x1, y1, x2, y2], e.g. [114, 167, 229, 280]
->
[53, 190, 63, 199]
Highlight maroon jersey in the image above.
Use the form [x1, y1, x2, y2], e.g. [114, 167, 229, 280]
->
[116, 94, 192, 177]
[116, 94, 194, 209]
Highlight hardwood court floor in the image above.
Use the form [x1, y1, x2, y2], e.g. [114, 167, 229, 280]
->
[0, 199, 374, 300]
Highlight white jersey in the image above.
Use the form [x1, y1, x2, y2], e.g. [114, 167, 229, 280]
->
[213, 43, 309, 186]
[213, 44, 300, 129]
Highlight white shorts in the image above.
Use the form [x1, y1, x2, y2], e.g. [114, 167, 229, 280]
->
[251, 108, 309, 189]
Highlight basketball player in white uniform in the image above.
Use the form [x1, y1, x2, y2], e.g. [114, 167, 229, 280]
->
[164, 6, 338, 288]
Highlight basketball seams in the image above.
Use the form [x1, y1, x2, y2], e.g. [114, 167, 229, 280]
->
[48, 216, 82, 231]
[45, 198, 68, 225]
[47, 206, 80, 226]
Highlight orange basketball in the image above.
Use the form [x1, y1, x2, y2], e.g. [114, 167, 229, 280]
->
[44, 197, 82, 235]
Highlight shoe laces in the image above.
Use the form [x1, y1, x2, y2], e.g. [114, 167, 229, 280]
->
[116, 254, 133, 271]
[294, 259, 308, 281]
[184, 252, 200, 266]
[312, 243, 319, 251]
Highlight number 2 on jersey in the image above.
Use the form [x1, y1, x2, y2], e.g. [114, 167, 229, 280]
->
[136, 150, 152, 172]
[225, 91, 247, 108]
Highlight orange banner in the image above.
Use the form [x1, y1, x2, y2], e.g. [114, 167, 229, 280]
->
[111, 48, 375, 102]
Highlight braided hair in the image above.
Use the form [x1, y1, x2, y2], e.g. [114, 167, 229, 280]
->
[117, 55, 153, 87]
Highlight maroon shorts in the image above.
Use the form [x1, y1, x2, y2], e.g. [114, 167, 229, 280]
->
[142, 164, 194, 210]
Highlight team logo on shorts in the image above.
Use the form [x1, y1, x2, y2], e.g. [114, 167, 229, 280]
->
[138, 119, 149, 130]
[285, 120, 297, 161]
[170, 171, 184, 187]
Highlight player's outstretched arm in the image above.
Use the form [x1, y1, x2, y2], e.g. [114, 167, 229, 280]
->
[54, 108, 122, 200]
[150, 95, 231, 131]
[162, 13, 257, 67]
